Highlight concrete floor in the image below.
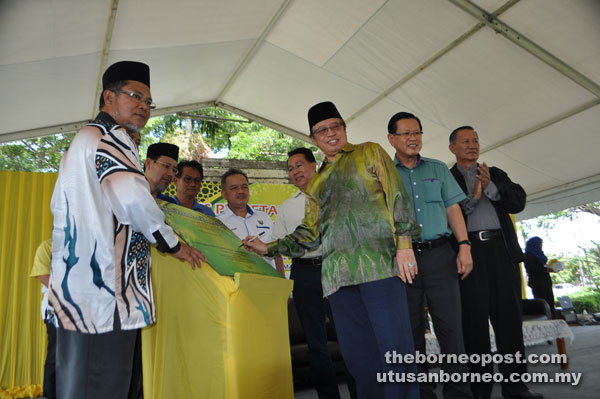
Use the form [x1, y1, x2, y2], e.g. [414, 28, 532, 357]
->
[295, 324, 600, 399]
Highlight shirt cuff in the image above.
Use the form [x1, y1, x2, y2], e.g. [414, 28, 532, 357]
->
[153, 231, 181, 254]
[266, 240, 280, 257]
[484, 181, 500, 201]
[395, 236, 413, 249]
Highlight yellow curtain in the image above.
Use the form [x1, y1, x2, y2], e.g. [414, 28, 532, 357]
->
[509, 213, 527, 299]
[0, 171, 56, 391]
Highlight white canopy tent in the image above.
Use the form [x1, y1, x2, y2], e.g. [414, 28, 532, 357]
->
[1, 0, 599, 220]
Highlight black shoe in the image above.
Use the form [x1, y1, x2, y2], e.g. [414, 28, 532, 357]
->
[502, 389, 544, 399]
[473, 395, 490, 399]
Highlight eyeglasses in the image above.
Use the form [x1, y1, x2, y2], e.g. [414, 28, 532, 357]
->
[183, 176, 202, 184]
[391, 131, 423, 138]
[313, 122, 344, 137]
[116, 90, 156, 110]
[154, 160, 178, 174]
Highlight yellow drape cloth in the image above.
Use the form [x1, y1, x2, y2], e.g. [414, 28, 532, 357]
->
[143, 248, 294, 398]
[0, 171, 55, 392]
[509, 214, 527, 299]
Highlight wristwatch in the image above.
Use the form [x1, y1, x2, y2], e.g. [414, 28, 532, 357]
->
[457, 240, 472, 247]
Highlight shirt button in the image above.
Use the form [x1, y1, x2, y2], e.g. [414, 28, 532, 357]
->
[419, 224, 423, 227]
[413, 182, 416, 185]
[416, 195, 419, 198]
[417, 209, 421, 212]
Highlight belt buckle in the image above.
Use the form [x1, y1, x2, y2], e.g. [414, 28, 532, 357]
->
[415, 241, 431, 251]
[478, 231, 489, 241]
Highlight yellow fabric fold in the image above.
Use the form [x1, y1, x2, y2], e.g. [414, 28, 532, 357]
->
[142, 248, 293, 398]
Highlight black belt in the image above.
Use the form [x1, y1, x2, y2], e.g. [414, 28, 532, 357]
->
[469, 229, 502, 241]
[293, 256, 322, 265]
[412, 236, 449, 252]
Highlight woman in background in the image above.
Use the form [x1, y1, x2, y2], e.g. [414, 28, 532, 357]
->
[524, 236, 557, 319]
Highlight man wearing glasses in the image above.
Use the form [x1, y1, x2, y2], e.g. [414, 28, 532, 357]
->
[244, 101, 421, 399]
[387, 112, 472, 399]
[449, 127, 540, 399]
[49, 61, 205, 399]
[144, 142, 180, 199]
[166, 160, 215, 216]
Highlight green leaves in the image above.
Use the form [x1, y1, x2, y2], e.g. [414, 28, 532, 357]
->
[1, 107, 322, 171]
[0, 133, 74, 172]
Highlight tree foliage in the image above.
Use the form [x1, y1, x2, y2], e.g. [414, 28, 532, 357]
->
[523, 202, 600, 230]
[0, 134, 74, 172]
[141, 107, 320, 162]
[1, 107, 320, 171]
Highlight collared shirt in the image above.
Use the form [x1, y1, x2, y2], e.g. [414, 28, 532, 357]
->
[267, 142, 420, 297]
[49, 112, 180, 333]
[166, 195, 216, 217]
[456, 163, 501, 232]
[394, 155, 466, 241]
[272, 190, 322, 259]
[217, 204, 276, 268]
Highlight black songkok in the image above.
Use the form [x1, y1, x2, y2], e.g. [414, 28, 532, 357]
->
[102, 61, 150, 89]
[307, 101, 343, 133]
[147, 143, 179, 163]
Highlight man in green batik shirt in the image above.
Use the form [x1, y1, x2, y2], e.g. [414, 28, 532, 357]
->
[244, 101, 421, 399]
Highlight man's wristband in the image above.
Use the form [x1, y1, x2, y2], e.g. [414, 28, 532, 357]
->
[457, 240, 472, 247]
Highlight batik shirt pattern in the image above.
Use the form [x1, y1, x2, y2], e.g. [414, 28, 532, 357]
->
[267, 142, 421, 296]
[49, 113, 179, 333]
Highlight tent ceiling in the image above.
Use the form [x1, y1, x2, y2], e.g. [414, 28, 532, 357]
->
[1, 0, 599, 220]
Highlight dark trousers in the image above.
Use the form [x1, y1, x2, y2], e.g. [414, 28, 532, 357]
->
[407, 242, 472, 399]
[55, 313, 138, 399]
[291, 260, 341, 399]
[530, 283, 557, 319]
[328, 277, 419, 399]
[128, 329, 144, 399]
[43, 321, 57, 399]
[460, 237, 527, 398]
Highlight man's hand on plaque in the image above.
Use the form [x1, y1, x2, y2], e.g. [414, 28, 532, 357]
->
[173, 242, 206, 269]
[242, 236, 268, 255]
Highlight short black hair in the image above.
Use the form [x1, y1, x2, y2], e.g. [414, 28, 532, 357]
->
[387, 112, 422, 134]
[221, 168, 248, 189]
[176, 160, 204, 179]
[287, 147, 316, 163]
[99, 80, 129, 110]
[449, 126, 475, 144]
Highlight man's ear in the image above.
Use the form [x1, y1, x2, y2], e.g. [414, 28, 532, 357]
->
[387, 133, 395, 147]
[449, 143, 456, 155]
[102, 89, 115, 106]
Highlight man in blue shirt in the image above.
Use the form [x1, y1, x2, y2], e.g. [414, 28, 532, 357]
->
[388, 112, 473, 399]
[166, 160, 215, 216]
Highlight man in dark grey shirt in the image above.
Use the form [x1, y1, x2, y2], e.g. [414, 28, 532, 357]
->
[449, 126, 542, 399]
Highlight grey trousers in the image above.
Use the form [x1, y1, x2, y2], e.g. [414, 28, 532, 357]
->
[406, 241, 472, 399]
[55, 316, 138, 399]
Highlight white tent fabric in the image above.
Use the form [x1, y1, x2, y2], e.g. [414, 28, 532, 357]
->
[1, 0, 599, 220]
